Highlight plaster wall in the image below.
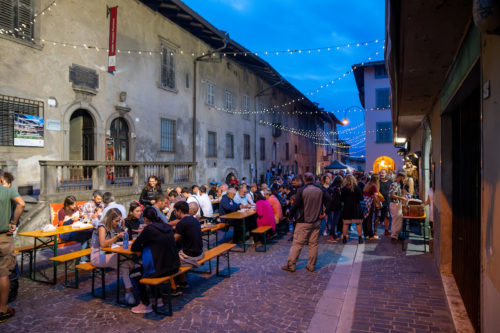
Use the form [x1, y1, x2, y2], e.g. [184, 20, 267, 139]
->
[363, 66, 402, 172]
[480, 32, 500, 333]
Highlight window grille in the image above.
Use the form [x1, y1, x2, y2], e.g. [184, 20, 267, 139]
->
[160, 118, 175, 152]
[0, 94, 43, 146]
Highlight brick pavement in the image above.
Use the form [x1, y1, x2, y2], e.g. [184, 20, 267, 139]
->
[3, 229, 456, 332]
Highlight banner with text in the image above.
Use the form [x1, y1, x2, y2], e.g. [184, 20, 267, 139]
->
[108, 6, 118, 73]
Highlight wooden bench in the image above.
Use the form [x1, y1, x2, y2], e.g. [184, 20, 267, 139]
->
[201, 222, 228, 250]
[49, 201, 86, 248]
[251, 226, 272, 252]
[49, 248, 90, 288]
[276, 216, 289, 236]
[76, 262, 107, 298]
[140, 243, 236, 316]
[14, 241, 56, 278]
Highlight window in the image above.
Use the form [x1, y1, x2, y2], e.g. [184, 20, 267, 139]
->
[376, 121, 392, 143]
[207, 131, 217, 157]
[206, 82, 214, 106]
[0, 0, 34, 41]
[375, 88, 391, 109]
[225, 90, 232, 111]
[244, 134, 250, 159]
[0, 94, 43, 146]
[225, 133, 234, 158]
[374, 65, 388, 79]
[160, 44, 175, 90]
[243, 94, 250, 120]
[295, 144, 298, 154]
[160, 118, 175, 152]
[285, 143, 289, 161]
[260, 137, 265, 160]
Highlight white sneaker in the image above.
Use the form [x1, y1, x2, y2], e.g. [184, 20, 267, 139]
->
[323, 231, 328, 236]
[131, 303, 153, 314]
[125, 292, 136, 305]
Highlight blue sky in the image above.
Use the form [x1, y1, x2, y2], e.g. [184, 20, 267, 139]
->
[184, 0, 386, 157]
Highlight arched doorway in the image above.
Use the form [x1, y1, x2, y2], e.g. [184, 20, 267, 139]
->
[373, 156, 395, 173]
[69, 109, 94, 161]
[110, 117, 129, 161]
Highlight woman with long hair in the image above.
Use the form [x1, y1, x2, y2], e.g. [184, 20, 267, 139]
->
[340, 175, 364, 244]
[125, 201, 144, 239]
[363, 174, 381, 239]
[57, 195, 79, 225]
[139, 176, 162, 206]
[90, 208, 135, 304]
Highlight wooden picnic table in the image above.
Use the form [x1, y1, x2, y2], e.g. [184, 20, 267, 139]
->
[219, 209, 256, 252]
[18, 223, 94, 284]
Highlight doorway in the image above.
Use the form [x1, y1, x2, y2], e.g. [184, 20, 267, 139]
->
[447, 63, 481, 331]
[110, 117, 129, 161]
[69, 109, 94, 161]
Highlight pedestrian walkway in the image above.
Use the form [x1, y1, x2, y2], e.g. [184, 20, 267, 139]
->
[4, 231, 455, 332]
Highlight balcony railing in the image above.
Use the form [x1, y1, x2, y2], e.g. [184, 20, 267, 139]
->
[39, 160, 195, 201]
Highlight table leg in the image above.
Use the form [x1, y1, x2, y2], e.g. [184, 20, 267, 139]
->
[242, 219, 246, 252]
[116, 254, 121, 304]
[53, 236, 58, 284]
[32, 237, 37, 281]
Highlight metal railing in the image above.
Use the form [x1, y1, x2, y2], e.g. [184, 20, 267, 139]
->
[39, 160, 196, 201]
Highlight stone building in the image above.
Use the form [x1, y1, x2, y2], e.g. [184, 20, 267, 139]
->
[0, 0, 335, 234]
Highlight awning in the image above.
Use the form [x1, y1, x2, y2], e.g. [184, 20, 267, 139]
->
[325, 160, 349, 170]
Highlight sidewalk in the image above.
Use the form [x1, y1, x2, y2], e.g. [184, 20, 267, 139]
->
[3, 230, 454, 332]
[308, 232, 455, 332]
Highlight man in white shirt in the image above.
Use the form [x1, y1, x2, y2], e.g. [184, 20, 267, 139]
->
[100, 192, 126, 221]
[233, 186, 250, 206]
[197, 185, 213, 218]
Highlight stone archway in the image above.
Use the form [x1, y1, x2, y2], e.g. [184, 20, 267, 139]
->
[105, 113, 137, 161]
[62, 101, 104, 160]
[223, 168, 238, 183]
[373, 156, 396, 174]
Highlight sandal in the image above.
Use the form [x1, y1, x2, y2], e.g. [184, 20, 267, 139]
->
[0, 306, 15, 323]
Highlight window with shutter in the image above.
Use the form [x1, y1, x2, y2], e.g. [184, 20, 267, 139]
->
[243, 134, 250, 159]
[225, 133, 234, 158]
[160, 118, 175, 152]
[376, 121, 392, 143]
[207, 131, 217, 157]
[375, 88, 391, 109]
[0, 94, 43, 146]
[206, 82, 214, 106]
[0, 0, 33, 41]
[160, 45, 176, 90]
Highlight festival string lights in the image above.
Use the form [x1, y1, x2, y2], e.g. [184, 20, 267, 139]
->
[0, 0, 57, 39]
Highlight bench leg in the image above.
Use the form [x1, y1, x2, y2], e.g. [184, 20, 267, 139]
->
[101, 269, 106, 299]
[264, 232, 267, 252]
[152, 284, 172, 316]
[91, 269, 95, 297]
[216, 252, 231, 278]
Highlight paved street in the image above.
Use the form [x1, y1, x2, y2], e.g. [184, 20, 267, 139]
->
[4, 229, 455, 332]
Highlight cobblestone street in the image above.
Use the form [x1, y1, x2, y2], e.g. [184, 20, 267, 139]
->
[4, 230, 455, 332]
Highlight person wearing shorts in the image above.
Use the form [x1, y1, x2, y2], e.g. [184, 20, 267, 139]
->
[0, 170, 25, 323]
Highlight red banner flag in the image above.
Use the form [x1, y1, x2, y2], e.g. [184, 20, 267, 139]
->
[108, 6, 118, 73]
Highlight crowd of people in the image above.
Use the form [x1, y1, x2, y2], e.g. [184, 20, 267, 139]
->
[0, 166, 427, 321]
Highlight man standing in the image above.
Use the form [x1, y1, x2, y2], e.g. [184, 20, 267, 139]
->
[0, 170, 25, 322]
[282, 172, 330, 273]
[378, 169, 392, 236]
[389, 171, 407, 241]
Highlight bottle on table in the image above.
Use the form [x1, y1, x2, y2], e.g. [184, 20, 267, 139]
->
[123, 229, 129, 249]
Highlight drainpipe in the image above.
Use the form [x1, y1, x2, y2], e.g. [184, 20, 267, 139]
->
[192, 34, 229, 165]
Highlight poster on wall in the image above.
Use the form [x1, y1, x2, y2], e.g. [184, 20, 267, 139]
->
[14, 113, 44, 147]
[105, 137, 115, 182]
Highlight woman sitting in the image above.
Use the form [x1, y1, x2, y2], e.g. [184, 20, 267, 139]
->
[58, 196, 93, 258]
[254, 192, 276, 232]
[125, 201, 144, 240]
[130, 207, 180, 314]
[139, 176, 163, 207]
[90, 208, 135, 304]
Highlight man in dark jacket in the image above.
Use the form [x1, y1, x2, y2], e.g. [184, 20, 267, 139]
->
[282, 173, 331, 273]
[130, 207, 180, 314]
[219, 188, 247, 243]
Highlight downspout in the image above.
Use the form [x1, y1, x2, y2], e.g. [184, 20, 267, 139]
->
[192, 34, 229, 163]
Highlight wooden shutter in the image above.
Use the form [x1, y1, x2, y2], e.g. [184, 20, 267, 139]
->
[161, 46, 168, 87]
[0, 0, 14, 32]
[17, 0, 33, 39]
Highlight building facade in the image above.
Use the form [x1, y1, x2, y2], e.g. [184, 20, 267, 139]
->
[353, 61, 401, 173]
[386, 0, 500, 331]
[0, 0, 326, 197]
